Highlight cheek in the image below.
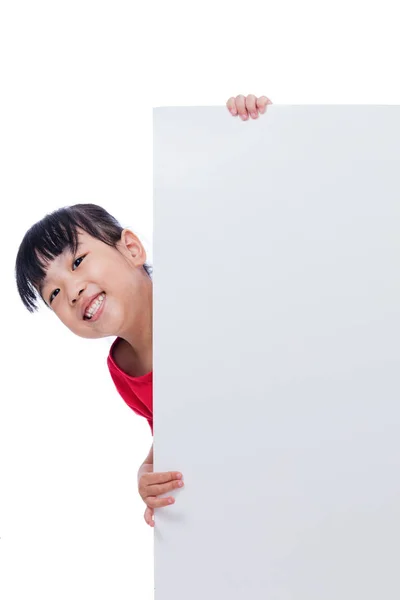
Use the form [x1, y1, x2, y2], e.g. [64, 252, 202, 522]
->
[92, 260, 123, 285]
[53, 304, 80, 330]
[57, 312, 78, 331]
[105, 277, 132, 302]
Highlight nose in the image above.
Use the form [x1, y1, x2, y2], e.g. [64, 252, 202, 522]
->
[71, 288, 85, 305]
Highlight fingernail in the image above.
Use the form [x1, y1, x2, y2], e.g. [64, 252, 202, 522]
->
[230, 108, 237, 115]
[241, 114, 248, 120]
[251, 112, 258, 118]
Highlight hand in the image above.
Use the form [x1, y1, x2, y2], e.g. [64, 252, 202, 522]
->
[138, 470, 184, 528]
[226, 94, 272, 120]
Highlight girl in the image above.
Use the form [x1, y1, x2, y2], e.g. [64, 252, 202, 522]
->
[15, 93, 273, 527]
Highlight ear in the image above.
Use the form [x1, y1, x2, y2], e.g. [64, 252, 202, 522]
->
[119, 229, 147, 266]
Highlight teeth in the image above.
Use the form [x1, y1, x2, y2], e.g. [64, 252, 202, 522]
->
[85, 294, 105, 319]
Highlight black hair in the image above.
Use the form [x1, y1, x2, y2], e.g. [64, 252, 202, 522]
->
[15, 203, 153, 312]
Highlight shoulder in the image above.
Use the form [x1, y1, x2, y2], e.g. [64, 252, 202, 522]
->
[111, 338, 133, 373]
[109, 336, 153, 379]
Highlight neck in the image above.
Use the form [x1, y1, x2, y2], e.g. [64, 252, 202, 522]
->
[120, 275, 153, 376]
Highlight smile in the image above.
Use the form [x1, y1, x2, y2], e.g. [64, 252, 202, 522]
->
[84, 293, 106, 320]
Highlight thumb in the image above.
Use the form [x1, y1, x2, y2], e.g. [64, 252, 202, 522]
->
[144, 505, 155, 527]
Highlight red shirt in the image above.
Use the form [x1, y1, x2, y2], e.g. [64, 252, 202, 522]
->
[107, 338, 153, 435]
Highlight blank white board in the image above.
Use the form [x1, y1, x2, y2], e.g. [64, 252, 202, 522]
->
[153, 106, 400, 599]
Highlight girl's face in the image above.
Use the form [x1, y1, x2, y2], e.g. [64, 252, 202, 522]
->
[39, 229, 151, 339]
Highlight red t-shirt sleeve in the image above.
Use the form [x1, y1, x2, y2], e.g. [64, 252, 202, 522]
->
[107, 340, 153, 435]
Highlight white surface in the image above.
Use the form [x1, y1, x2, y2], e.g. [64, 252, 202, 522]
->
[153, 106, 400, 598]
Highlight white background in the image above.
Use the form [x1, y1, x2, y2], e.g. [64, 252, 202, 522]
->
[1, 1, 400, 598]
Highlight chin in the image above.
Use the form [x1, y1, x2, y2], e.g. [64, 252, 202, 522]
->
[73, 329, 104, 340]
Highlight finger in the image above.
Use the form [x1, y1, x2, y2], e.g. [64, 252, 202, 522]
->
[226, 97, 237, 116]
[245, 94, 258, 119]
[146, 495, 176, 509]
[143, 477, 184, 498]
[235, 95, 248, 120]
[144, 506, 155, 527]
[257, 96, 273, 114]
[141, 471, 182, 486]
[139, 474, 183, 499]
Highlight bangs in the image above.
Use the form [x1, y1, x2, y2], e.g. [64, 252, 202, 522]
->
[16, 211, 83, 312]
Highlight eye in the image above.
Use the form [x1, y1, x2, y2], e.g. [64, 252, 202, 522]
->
[72, 255, 86, 270]
[49, 289, 60, 304]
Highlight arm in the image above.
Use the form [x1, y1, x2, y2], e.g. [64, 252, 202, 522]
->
[137, 442, 153, 484]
